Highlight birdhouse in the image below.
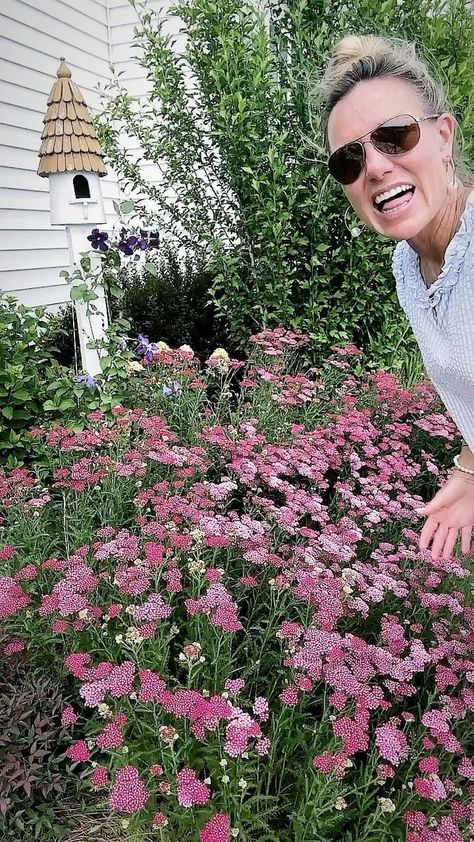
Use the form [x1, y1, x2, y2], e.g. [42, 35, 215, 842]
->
[37, 58, 110, 377]
[38, 58, 107, 225]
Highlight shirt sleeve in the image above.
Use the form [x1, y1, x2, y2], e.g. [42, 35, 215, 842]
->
[426, 380, 474, 454]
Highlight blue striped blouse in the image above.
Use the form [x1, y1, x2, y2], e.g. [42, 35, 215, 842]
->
[392, 189, 474, 451]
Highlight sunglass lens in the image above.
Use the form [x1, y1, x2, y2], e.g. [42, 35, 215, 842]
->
[372, 118, 420, 155]
[329, 142, 364, 185]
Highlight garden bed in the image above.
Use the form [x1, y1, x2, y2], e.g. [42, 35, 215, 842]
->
[1, 330, 473, 842]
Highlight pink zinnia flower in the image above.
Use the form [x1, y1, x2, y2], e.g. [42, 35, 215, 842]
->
[108, 765, 149, 813]
[176, 767, 211, 807]
[200, 813, 231, 842]
[66, 740, 90, 762]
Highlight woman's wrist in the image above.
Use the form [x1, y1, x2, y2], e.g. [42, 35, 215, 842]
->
[459, 444, 474, 471]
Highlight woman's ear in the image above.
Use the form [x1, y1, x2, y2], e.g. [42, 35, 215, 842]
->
[438, 112, 457, 161]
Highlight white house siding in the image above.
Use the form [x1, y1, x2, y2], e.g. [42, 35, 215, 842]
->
[0, 0, 120, 309]
[108, 0, 182, 199]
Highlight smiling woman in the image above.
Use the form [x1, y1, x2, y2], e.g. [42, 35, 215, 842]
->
[316, 35, 474, 561]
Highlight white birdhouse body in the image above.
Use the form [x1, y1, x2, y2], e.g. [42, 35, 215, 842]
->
[50, 170, 106, 226]
[38, 58, 110, 377]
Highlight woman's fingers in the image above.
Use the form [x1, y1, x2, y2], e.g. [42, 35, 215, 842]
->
[430, 522, 450, 560]
[419, 515, 442, 551]
[441, 527, 459, 560]
[461, 526, 473, 555]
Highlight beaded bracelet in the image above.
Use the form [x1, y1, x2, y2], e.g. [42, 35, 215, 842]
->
[453, 454, 474, 476]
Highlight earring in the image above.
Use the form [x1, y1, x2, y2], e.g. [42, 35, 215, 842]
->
[344, 206, 365, 238]
[446, 157, 458, 190]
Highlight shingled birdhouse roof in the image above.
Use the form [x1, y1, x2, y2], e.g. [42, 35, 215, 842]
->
[38, 58, 107, 177]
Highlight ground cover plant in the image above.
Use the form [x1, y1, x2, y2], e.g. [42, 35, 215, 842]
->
[1, 329, 473, 841]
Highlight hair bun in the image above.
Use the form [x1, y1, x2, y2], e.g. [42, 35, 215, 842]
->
[331, 34, 388, 67]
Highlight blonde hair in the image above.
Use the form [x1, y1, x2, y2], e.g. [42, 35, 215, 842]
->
[317, 34, 471, 181]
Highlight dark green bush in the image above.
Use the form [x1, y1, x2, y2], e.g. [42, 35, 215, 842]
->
[117, 246, 233, 360]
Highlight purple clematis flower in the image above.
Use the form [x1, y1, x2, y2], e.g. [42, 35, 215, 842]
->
[75, 374, 98, 389]
[163, 380, 182, 398]
[135, 334, 157, 362]
[87, 229, 109, 252]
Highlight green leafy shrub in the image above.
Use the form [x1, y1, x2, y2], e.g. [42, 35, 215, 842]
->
[0, 296, 56, 465]
[96, 0, 473, 369]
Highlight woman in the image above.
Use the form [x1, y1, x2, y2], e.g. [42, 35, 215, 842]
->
[318, 34, 474, 560]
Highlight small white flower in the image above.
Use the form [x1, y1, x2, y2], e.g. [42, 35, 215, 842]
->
[115, 634, 123, 643]
[122, 746, 129, 754]
[230, 830, 240, 838]
[238, 778, 247, 789]
[204, 777, 211, 785]
[178, 652, 187, 661]
[219, 759, 228, 768]
[221, 774, 230, 784]
[334, 797, 347, 811]
[199, 655, 206, 663]
[378, 797, 396, 814]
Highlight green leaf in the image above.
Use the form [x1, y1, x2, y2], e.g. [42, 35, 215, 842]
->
[119, 199, 135, 214]
[2, 406, 13, 419]
[70, 284, 87, 301]
[143, 261, 160, 277]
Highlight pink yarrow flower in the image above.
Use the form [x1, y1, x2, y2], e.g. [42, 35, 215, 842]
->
[66, 740, 90, 762]
[176, 767, 211, 807]
[375, 721, 410, 765]
[200, 813, 231, 842]
[108, 765, 149, 813]
[61, 705, 78, 726]
[90, 766, 109, 787]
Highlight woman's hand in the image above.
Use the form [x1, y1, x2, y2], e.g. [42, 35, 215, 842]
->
[416, 472, 474, 559]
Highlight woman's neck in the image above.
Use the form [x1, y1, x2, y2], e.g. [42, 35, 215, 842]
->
[407, 183, 472, 286]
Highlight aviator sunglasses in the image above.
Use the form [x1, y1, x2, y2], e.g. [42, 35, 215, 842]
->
[328, 113, 440, 185]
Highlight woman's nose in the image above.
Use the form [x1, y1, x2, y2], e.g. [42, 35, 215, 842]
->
[363, 141, 394, 180]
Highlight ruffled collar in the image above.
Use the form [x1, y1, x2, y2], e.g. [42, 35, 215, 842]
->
[393, 189, 474, 309]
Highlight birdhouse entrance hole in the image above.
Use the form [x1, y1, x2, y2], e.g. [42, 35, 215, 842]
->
[73, 174, 91, 199]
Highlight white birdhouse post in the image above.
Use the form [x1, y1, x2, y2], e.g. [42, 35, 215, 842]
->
[38, 58, 109, 376]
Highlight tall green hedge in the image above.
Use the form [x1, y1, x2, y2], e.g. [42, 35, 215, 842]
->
[97, 0, 473, 361]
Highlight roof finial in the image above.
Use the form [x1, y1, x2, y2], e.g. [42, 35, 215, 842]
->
[57, 58, 72, 79]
